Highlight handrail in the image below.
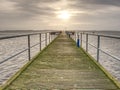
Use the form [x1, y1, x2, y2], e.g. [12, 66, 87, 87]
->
[67, 31, 120, 81]
[79, 32, 120, 39]
[67, 31, 120, 62]
[84, 33, 120, 62]
[99, 49, 120, 61]
[0, 31, 60, 64]
[0, 48, 28, 64]
[82, 39, 120, 61]
[0, 31, 59, 40]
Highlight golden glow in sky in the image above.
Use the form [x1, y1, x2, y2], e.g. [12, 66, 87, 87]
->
[57, 10, 71, 20]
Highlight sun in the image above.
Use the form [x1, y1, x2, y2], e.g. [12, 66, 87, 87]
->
[57, 10, 71, 20]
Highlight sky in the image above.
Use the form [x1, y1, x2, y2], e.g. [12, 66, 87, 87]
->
[0, 0, 120, 31]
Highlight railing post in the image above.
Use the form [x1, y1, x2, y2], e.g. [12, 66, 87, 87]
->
[69, 33, 70, 38]
[28, 35, 31, 61]
[86, 34, 88, 52]
[39, 33, 41, 51]
[81, 33, 82, 47]
[49, 33, 50, 44]
[45, 33, 47, 46]
[97, 35, 100, 62]
[76, 33, 77, 42]
[53, 33, 55, 40]
[75, 33, 76, 41]
[51, 34, 53, 41]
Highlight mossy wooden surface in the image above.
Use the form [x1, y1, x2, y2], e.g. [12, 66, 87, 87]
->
[4, 33, 119, 89]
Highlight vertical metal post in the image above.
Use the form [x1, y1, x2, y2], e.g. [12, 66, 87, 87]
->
[39, 33, 41, 51]
[49, 33, 50, 44]
[68, 33, 70, 38]
[78, 34, 80, 40]
[76, 33, 77, 42]
[45, 33, 47, 46]
[97, 35, 100, 62]
[74, 33, 76, 41]
[86, 34, 88, 52]
[50, 34, 53, 41]
[53, 33, 54, 40]
[28, 35, 31, 61]
[81, 33, 82, 47]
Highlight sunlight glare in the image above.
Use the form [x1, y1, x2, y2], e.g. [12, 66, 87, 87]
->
[57, 10, 71, 20]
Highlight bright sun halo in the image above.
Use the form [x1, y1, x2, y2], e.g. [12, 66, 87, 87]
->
[57, 10, 71, 20]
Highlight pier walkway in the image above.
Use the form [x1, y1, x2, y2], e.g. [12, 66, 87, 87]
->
[3, 33, 119, 89]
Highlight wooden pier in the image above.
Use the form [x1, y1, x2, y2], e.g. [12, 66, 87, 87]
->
[1, 32, 120, 89]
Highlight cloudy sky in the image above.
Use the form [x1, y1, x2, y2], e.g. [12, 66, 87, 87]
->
[0, 0, 120, 31]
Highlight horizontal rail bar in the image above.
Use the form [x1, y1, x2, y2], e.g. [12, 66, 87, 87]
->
[0, 35, 28, 40]
[84, 40, 120, 62]
[81, 33, 120, 39]
[0, 31, 60, 40]
[99, 49, 120, 61]
[41, 40, 46, 42]
[88, 42, 97, 49]
[0, 48, 28, 64]
[30, 43, 40, 49]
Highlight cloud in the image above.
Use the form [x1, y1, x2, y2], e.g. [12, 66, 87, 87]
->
[8, 0, 60, 15]
[67, 0, 120, 13]
[0, 0, 59, 22]
[0, 0, 120, 30]
[80, 0, 120, 6]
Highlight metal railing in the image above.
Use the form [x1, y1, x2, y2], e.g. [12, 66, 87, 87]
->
[0, 31, 60, 64]
[68, 31, 120, 62]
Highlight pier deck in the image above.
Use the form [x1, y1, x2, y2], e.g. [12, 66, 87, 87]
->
[3, 33, 119, 89]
